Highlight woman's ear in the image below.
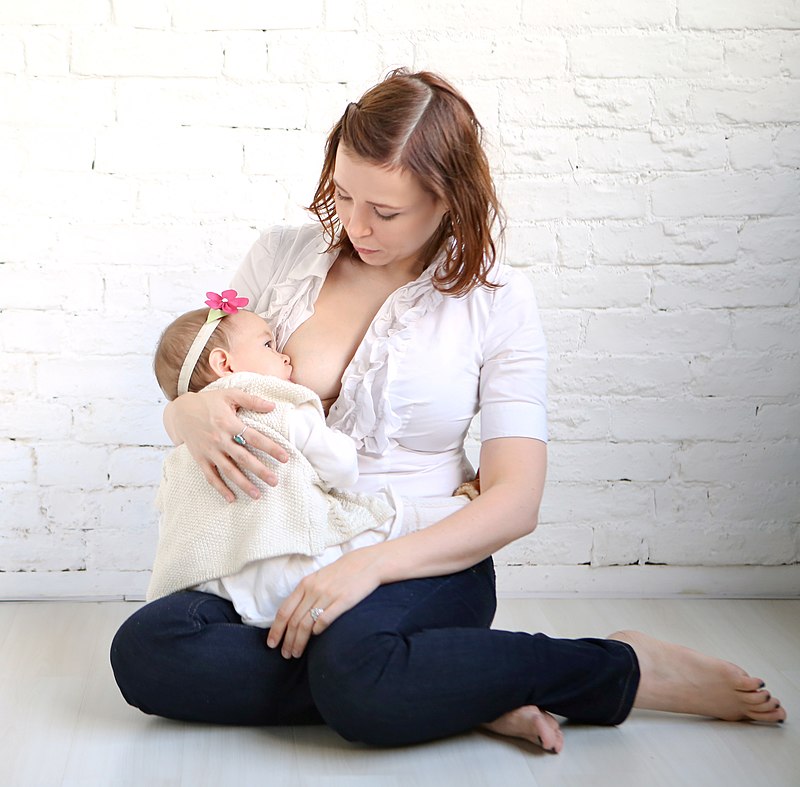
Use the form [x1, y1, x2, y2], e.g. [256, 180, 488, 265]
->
[207, 347, 233, 378]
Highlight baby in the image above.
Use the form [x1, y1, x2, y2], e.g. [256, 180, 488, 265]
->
[148, 291, 470, 627]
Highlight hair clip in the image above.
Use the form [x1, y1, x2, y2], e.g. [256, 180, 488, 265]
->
[204, 290, 249, 322]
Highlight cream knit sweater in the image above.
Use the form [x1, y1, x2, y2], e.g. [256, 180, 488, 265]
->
[147, 373, 394, 601]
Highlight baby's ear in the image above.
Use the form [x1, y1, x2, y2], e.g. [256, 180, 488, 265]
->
[207, 347, 233, 378]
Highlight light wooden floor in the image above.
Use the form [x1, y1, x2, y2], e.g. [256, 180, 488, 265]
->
[1, 599, 798, 787]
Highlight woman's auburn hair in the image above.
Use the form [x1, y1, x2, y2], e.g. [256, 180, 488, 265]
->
[308, 68, 505, 297]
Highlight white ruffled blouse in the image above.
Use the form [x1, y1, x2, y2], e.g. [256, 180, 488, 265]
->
[230, 224, 547, 499]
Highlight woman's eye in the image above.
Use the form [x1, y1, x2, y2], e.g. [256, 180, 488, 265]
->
[335, 191, 351, 201]
[375, 209, 399, 221]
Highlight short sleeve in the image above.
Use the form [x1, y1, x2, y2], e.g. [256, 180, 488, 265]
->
[479, 270, 548, 443]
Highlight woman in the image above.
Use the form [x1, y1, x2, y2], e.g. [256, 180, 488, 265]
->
[111, 69, 785, 752]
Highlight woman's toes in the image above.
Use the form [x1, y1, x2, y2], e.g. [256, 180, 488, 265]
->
[741, 690, 772, 705]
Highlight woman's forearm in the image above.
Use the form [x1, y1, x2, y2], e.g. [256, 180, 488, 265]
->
[372, 437, 547, 583]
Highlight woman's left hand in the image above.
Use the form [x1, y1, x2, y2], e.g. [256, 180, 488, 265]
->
[266, 547, 384, 659]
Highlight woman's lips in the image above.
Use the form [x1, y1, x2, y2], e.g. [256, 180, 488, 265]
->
[354, 246, 378, 255]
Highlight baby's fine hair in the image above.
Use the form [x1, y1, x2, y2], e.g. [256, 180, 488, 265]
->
[154, 309, 236, 401]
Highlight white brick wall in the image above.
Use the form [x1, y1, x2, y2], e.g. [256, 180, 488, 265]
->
[1, 0, 798, 598]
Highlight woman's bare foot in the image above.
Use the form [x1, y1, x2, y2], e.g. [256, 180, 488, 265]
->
[609, 630, 787, 724]
[482, 705, 564, 753]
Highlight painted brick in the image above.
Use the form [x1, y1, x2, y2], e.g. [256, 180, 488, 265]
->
[652, 172, 800, 218]
[501, 178, 647, 221]
[0, 128, 95, 172]
[655, 82, 800, 125]
[72, 30, 223, 77]
[584, 310, 731, 354]
[557, 224, 592, 269]
[0, 531, 86, 572]
[593, 221, 739, 265]
[0, 0, 109, 25]
[538, 309, 587, 355]
[0, 442, 35, 483]
[591, 522, 649, 567]
[0, 309, 74, 354]
[324, 0, 365, 30]
[503, 225, 558, 267]
[728, 129, 779, 170]
[0, 488, 45, 531]
[170, 0, 324, 30]
[0, 76, 114, 127]
[495, 524, 594, 566]
[84, 525, 159, 572]
[501, 81, 652, 128]
[108, 446, 167, 486]
[651, 262, 800, 309]
[24, 28, 70, 75]
[222, 32, 269, 79]
[648, 521, 796, 566]
[539, 481, 655, 525]
[531, 267, 651, 309]
[416, 34, 566, 81]
[548, 397, 611, 441]
[677, 440, 800, 483]
[36, 444, 110, 488]
[571, 35, 723, 78]
[95, 128, 243, 175]
[708, 481, 800, 521]
[244, 130, 326, 178]
[578, 129, 727, 173]
[116, 79, 307, 130]
[738, 216, 800, 263]
[609, 398, 757, 442]
[548, 441, 674, 483]
[549, 354, 693, 398]
[0, 402, 72, 440]
[755, 404, 800, 440]
[111, 0, 171, 29]
[677, 0, 800, 30]
[36, 356, 158, 401]
[724, 34, 793, 78]
[690, 354, 800, 398]
[135, 177, 289, 224]
[0, 353, 36, 401]
[266, 32, 384, 83]
[498, 127, 577, 175]
[0, 173, 136, 222]
[366, 0, 522, 31]
[0, 266, 103, 312]
[784, 34, 800, 76]
[521, 0, 674, 28]
[41, 488, 99, 531]
[0, 32, 24, 74]
[776, 127, 800, 167]
[72, 400, 168, 446]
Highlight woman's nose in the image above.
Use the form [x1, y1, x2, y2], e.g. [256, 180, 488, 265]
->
[347, 204, 372, 238]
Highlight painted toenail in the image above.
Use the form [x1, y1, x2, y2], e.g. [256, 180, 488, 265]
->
[759, 681, 766, 688]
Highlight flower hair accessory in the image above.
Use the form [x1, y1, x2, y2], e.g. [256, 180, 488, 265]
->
[176, 289, 250, 397]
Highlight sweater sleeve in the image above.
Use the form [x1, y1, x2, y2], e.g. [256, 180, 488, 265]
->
[288, 402, 360, 489]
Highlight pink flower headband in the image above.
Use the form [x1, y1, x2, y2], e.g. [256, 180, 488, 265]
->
[176, 290, 249, 397]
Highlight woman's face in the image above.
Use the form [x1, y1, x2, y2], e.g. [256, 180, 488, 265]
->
[333, 146, 448, 277]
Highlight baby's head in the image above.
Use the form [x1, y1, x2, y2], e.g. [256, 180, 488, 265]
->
[154, 301, 292, 400]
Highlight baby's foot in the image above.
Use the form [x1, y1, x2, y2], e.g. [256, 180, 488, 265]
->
[609, 630, 787, 724]
[482, 705, 564, 753]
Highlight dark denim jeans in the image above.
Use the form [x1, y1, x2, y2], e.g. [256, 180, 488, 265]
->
[110, 558, 639, 745]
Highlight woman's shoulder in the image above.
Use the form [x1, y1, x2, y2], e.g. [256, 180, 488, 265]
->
[252, 223, 327, 262]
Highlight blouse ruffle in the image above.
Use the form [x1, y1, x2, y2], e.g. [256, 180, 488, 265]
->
[326, 265, 445, 456]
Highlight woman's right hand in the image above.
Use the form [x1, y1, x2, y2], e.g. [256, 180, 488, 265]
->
[164, 388, 288, 502]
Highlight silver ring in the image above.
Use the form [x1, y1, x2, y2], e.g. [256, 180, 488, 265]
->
[310, 607, 324, 623]
[233, 426, 248, 446]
